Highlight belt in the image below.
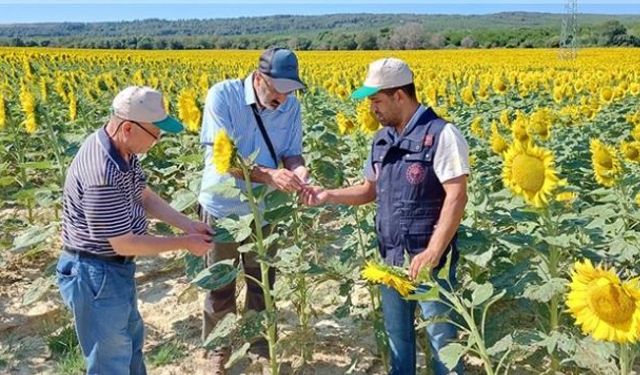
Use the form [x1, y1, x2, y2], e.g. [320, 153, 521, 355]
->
[63, 248, 135, 264]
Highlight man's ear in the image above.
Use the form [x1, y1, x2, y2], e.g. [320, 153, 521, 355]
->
[394, 88, 404, 103]
[121, 121, 133, 136]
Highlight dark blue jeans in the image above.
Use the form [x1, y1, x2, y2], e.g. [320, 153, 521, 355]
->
[56, 251, 146, 375]
[380, 264, 463, 375]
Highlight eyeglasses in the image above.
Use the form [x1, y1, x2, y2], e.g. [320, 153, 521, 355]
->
[117, 120, 160, 141]
[261, 73, 292, 96]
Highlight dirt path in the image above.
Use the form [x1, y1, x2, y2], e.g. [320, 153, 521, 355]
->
[0, 248, 389, 375]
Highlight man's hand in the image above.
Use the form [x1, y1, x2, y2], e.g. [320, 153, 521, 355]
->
[292, 165, 310, 184]
[409, 249, 444, 280]
[299, 185, 329, 206]
[267, 168, 304, 192]
[182, 233, 214, 257]
[183, 220, 214, 236]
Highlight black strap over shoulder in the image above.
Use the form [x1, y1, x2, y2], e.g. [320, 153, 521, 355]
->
[250, 103, 278, 167]
[241, 79, 278, 167]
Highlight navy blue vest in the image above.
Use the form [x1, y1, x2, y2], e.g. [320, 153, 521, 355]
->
[371, 107, 459, 267]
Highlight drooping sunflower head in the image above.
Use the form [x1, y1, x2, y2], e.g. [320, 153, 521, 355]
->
[621, 141, 640, 163]
[336, 112, 355, 135]
[502, 141, 560, 208]
[493, 76, 508, 95]
[590, 139, 622, 187]
[212, 130, 237, 174]
[177, 88, 202, 132]
[470, 116, 484, 138]
[555, 191, 578, 204]
[511, 111, 530, 143]
[361, 260, 416, 297]
[490, 121, 509, 155]
[499, 109, 510, 128]
[566, 259, 640, 343]
[528, 107, 554, 141]
[600, 87, 614, 104]
[461, 84, 475, 106]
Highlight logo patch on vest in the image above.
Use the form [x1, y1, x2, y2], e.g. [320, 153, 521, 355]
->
[406, 163, 426, 185]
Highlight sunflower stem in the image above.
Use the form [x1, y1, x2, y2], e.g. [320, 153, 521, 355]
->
[354, 206, 390, 370]
[13, 124, 34, 223]
[239, 158, 279, 375]
[542, 208, 561, 372]
[620, 344, 631, 375]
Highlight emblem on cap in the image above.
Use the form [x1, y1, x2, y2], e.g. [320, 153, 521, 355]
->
[406, 163, 426, 185]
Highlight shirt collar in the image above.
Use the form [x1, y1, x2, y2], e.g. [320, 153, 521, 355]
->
[243, 73, 257, 106]
[97, 126, 130, 172]
[243, 72, 291, 114]
[397, 104, 426, 139]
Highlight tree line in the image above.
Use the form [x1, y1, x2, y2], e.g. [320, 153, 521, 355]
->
[1, 13, 638, 50]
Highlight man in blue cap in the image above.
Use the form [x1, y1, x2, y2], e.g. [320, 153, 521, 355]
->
[57, 86, 214, 374]
[198, 47, 309, 372]
[301, 58, 468, 375]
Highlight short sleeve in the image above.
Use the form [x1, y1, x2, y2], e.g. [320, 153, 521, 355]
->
[433, 123, 470, 183]
[200, 84, 234, 146]
[363, 145, 377, 182]
[282, 100, 303, 158]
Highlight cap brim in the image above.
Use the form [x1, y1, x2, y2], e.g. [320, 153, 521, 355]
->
[153, 116, 184, 133]
[351, 86, 380, 100]
[272, 78, 306, 94]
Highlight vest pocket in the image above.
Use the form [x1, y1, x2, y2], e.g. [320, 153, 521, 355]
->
[400, 217, 433, 256]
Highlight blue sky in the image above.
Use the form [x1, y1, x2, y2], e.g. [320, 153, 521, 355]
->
[0, 1, 639, 23]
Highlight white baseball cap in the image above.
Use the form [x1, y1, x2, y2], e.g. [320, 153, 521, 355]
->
[351, 58, 414, 100]
[112, 86, 184, 133]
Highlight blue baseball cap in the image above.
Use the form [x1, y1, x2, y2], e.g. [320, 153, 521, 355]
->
[258, 47, 306, 93]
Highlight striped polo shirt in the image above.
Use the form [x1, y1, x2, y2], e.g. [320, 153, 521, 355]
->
[61, 127, 148, 256]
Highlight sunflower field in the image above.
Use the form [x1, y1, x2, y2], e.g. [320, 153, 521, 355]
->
[1, 47, 640, 374]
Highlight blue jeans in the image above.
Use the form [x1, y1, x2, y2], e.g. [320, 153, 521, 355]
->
[380, 265, 464, 375]
[56, 251, 146, 375]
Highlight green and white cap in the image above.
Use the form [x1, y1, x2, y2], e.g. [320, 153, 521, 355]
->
[351, 57, 414, 100]
[112, 86, 184, 133]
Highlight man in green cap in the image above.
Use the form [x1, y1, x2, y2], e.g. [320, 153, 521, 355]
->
[302, 58, 468, 374]
[56, 86, 214, 374]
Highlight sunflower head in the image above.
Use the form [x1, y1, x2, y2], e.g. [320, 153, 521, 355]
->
[590, 139, 622, 187]
[470, 116, 484, 138]
[600, 87, 614, 104]
[502, 141, 560, 208]
[566, 259, 640, 343]
[555, 191, 578, 204]
[212, 130, 237, 174]
[356, 100, 380, 134]
[490, 121, 509, 155]
[336, 112, 355, 135]
[499, 109, 510, 128]
[511, 111, 530, 144]
[177, 88, 202, 132]
[493, 76, 508, 95]
[461, 84, 475, 106]
[528, 108, 554, 141]
[621, 141, 640, 163]
[361, 260, 416, 297]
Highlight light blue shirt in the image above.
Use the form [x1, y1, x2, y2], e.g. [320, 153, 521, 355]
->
[198, 73, 303, 218]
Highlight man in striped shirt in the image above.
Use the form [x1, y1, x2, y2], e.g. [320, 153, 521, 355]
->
[57, 86, 213, 375]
